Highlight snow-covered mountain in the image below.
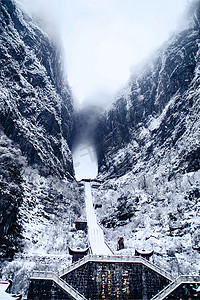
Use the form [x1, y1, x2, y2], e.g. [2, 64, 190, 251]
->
[0, 0, 74, 178]
[0, 0, 86, 293]
[92, 0, 200, 276]
[96, 1, 200, 178]
[1, 0, 200, 296]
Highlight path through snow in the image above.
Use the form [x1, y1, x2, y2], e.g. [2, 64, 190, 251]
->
[85, 182, 113, 255]
[72, 140, 112, 255]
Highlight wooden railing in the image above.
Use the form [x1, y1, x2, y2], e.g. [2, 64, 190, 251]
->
[151, 275, 200, 300]
[31, 271, 87, 300]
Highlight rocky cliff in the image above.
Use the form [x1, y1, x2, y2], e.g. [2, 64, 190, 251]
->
[0, 0, 83, 279]
[0, 0, 74, 178]
[0, 131, 25, 259]
[95, 0, 200, 179]
[1, 0, 200, 295]
[92, 0, 200, 276]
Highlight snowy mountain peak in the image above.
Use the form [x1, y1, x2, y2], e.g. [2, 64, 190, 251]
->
[0, 0, 74, 178]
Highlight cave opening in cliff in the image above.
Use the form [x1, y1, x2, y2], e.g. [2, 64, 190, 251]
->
[72, 141, 98, 181]
[71, 105, 100, 181]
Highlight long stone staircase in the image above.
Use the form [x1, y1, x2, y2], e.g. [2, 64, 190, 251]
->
[28, 181, 199, 299]
[84, 181, 113, 255]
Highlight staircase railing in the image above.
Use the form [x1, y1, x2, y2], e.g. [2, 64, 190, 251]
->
[150, 275, 200, 300]
[31, 271, 87, 300]
[59, 254, 174, 281]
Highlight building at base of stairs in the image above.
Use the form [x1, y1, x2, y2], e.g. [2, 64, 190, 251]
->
[26, 254, 200, 300]
[27, 255, 200, 299]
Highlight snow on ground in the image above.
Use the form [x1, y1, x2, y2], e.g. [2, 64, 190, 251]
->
[1, 166, 87, 297]
[85, 182, 112, 255]
[93, 169, 200, 277]
[0, 282, 14, 300]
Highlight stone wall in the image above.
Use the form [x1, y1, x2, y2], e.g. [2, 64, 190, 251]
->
[27, 279, 74, 300]
[62, 261, 170, 299]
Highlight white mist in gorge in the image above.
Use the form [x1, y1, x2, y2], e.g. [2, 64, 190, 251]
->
[18, 0, 188, 104]
[72, 143, 98, 181]
[17, 0, 189, 182]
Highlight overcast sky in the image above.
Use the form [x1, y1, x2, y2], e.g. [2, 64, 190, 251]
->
[19, 0, 189, 105]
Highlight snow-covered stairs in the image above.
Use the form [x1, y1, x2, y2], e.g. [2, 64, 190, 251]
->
[84, 182, 113, 255]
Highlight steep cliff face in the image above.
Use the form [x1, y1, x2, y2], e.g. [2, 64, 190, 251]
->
[95, 1, 200, 178]
[0, 0, 84, 278]
[0, 0, 74, 178]
[92, 1, 200, 276]
[0, 131, 25, 259]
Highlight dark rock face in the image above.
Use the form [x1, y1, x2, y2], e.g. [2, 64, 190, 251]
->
[28, 279, 74, 300]
[0, 0, 74, 178]
[0, 0, 77, 263]
[0, 131, 25, 259]
[101, 195, 136, 228]
[95, 1, 200, 178]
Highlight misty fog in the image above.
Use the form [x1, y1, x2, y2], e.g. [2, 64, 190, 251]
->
[71, 105, 101, 180]
[18, 0, 189, 107]
[17, 0, 190, 180]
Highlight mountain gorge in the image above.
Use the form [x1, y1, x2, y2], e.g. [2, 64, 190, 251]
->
[92, 0, 200, 276]
[95, 2, 200, 178]
[0, 0, 200, 297]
